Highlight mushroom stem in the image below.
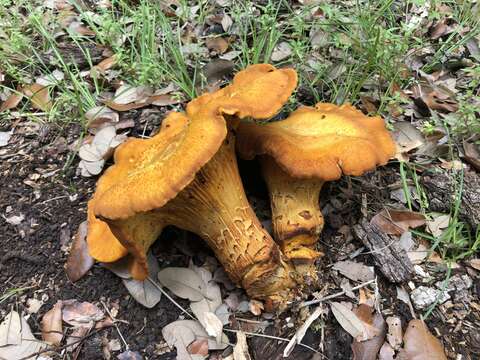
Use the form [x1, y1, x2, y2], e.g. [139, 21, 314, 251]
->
[260, 157, 324, 266]
[164, 136, 297, 307]
[109, 135, 298, 307]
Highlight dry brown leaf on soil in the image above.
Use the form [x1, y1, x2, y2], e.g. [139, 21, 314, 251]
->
[398, 319, 447, 360]
[429, 18, 456, 40]
[412, 82, 458, 113]
[62, 300, 104, 328]
[0, 311, 48, 359]
[462, 140, 480, 171]
[0, 88, 23, 112]
[392, 122, 425, 159]
[22, 83, 52, 111]
[85, 106, 119, 131]
[41, 300, 63, 346]
[426, 213, 450, 237]
[332, 260, 375, 282]
[91, 54, 118, 77]
[187, 339, 209, 357]
[468, 258, 480, 271]
[370, 209, 426, 235]
[104, 253, 163, 308]
[270, 41, 292, 62]
[66, 220, 94, 282]
[330, 302, 367, 340]
[162, 320, 227, 359]
[351, 305, 386, 360]
[205, 37, 229, 54]
[157, 267, 207, 302]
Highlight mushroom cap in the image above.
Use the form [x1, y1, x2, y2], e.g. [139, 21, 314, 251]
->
[86, 200, 128, 262]
[187, 64, 297, 120]
[237, 103, 396, 180]
[95, 64, 297, 221]
[94, 111, 227, 220]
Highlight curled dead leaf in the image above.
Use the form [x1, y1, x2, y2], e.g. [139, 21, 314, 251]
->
[66, 221, 94, 282]
[371, 209, 426, 235]
[41, 301, 63, 346]
[22, 83, 52, 111]
[399, 320, 447, 360]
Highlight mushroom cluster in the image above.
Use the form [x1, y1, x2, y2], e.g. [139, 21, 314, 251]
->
[86, 64, 395, 310]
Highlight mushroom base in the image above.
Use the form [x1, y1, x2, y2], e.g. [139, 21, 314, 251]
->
[261, 158, 324, 280]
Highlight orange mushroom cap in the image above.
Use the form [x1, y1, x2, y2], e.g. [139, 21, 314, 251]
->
[187, 64, 297, 120]
[95, 64, 297, 220]
[237, 103, 396, 180]
[86, 200, 128, 263]
[93, 111, 226, 220]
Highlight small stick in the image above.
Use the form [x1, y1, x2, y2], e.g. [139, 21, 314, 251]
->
[101, 301, 129, 351]
[147, 277, 195, 319]
[300, 279, 376, 307]
[223, 328, 323, 356]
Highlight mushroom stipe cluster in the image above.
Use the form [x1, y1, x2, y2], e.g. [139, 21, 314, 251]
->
[86, 64, 396, 310]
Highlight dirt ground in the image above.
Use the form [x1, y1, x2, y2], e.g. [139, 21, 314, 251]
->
[1, 115, 479, 359]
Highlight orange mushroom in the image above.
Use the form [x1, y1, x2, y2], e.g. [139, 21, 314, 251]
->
[236, 103, 396, 277]
[88, 64, 299, 307]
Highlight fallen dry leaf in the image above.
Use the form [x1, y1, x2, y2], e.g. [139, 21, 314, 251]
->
[41, 301, 63, 346]
[412, 83, 458, 113]
[0, 311, 47, 359]
[0, 89, 23, 112]
[271, 41, 292, 62]
[187, 338, 209, 357]
[333, 260, 375, 282]
[351, 305, 386, 360]
[462, 140, 480, 171]
[62, 300, 104, 328]
[371, 209, 426, 235]
[399, 319, 447, 360]
[66, 220, 94, 282]
[331, 302, 367, 340]
[85, 106, 119, 131]
[162, 320, 227, 359]
[22, 83, 52, 111]
[392, 122, 425, 160]
[104, 253, 162, 308]
[426, 214, 450, 237]
[157, 267, 207, 302]
[468, 258, 480, 271]
[205, 37, 229, 54]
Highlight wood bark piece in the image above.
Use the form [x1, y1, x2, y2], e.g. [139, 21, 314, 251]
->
[421, 170, 479, 230]
[353, 220, 413, 283]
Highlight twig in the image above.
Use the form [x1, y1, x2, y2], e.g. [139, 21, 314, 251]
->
[101, 301, 129, 351]
[223, 328, 324, 357]
[300, 279, 376, 307]
[147, 277, 195, 319]
[18, 327, 107, 360]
